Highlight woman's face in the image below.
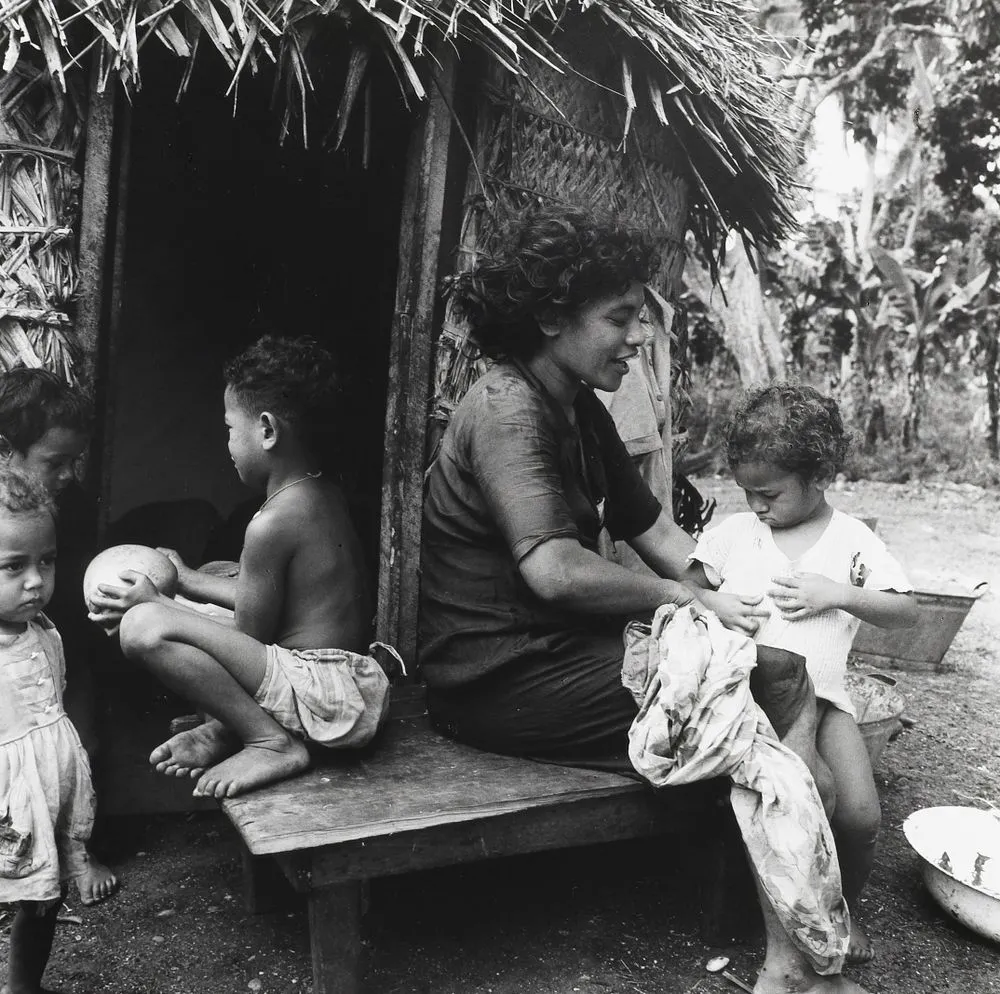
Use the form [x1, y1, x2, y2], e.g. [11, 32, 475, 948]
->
[540, 282, 647, 394]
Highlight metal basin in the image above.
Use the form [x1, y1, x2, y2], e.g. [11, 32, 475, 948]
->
[902, 806, 1000, 943]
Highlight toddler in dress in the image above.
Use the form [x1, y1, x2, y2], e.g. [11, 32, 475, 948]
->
[690, 384, 918, 965]
[0, 468, 96, 993]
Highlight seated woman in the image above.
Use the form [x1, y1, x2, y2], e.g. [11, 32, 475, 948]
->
[418, 206, 867, 994]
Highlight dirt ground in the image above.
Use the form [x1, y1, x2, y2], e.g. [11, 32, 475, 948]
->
[6, 476, 1000, 993]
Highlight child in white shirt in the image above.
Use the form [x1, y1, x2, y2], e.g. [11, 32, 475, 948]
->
[691, 384, 918, 964]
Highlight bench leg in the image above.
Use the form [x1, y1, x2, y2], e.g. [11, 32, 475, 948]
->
[309, 881, 364, 994]
[240, 844, 298, 914]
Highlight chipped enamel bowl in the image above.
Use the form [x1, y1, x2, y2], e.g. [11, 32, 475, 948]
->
[902, 806, 1000, 943]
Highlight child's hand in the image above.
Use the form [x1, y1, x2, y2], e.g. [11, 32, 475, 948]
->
[157, 547, 194, 589]
[87, 569, 162, 632]
[769, 571, 841, 620]
[699, 589, 771, 636]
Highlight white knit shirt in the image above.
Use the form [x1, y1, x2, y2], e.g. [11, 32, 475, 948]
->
[692, 509, 912, 716]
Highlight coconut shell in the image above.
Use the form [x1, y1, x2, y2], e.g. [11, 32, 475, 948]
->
[83, 544, 179, 609]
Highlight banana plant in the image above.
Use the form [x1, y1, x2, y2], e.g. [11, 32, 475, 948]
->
[871, 244, 991, 447]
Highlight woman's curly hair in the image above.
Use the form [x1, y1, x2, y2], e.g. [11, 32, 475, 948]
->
[224, 335, 342, 461]
[722, 384, 852, 482]
[443, 205, 659, 360]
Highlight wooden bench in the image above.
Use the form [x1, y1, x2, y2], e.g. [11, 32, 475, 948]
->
[221, 712, 743, 994]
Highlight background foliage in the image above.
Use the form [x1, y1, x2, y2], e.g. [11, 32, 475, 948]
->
[684, 0, 1000, 486]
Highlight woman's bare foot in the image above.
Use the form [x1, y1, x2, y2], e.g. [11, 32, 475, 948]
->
[193, 736, 310, 799]
[76, 853, 119, 906]
[754, 972, 871, 993]
[846, 919, 874, 964]
[149, 718, 238, 778]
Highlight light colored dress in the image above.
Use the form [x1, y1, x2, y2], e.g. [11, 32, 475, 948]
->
[691, 509, 912, 716]
[0, 615, 94, 904]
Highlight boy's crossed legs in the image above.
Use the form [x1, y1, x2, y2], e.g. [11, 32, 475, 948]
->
[118, 604, 309, 798]
[817, 702, 881, 965]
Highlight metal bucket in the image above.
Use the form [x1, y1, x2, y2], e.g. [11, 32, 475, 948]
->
[851, 586, 986, 671]
[845, 672, 906, 766]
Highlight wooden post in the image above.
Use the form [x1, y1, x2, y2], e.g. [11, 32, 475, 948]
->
[376, 53, 456, 665]
[309, 881, 364, 994]
[94, 98, 131, 542]
[75, 63, 117, 390]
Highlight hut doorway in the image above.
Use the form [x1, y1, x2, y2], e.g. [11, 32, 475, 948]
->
[98, 49, 409, 813]
[110, 45, 409, 567]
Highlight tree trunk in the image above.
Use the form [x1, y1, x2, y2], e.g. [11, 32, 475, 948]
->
[684, 244, 785, 386]
[901, 332, 925, 449]
[986, 323, 1000, 461]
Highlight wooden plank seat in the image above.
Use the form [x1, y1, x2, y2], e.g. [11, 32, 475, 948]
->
[221, 713, 735, 994]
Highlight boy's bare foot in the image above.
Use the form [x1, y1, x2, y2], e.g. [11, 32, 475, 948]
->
[193, 736, 310, 799]
[76, 854, 119, 906]
[150, 718, 238, 778]
[846, 919, 874, 964]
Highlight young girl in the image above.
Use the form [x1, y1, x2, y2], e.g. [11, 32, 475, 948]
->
[691, 384, 918, 965]
[0, 468, 97, 993]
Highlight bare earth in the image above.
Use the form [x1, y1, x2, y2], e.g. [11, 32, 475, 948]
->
[4, 477, 1000, 993]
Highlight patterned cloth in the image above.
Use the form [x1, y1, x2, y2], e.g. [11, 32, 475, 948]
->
[622, 604, 849, 975]
[255, 644, 391, 748]
[691, 510, 912, 715]
[0, 616, 95, 904]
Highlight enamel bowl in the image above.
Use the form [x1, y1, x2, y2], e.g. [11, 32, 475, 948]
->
[902, 805, 1000, 944]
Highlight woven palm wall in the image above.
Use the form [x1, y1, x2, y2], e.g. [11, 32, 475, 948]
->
[0, 63, 85, 384]
[431, 22, 694, 457]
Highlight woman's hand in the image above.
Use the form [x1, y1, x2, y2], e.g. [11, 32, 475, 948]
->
[769, 571, 840, 621]
[697, 589, 771, 636]
[87, 569, 164, 634]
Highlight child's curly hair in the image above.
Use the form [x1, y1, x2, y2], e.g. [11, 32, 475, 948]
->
[0, 465, 57, 519]
[443, 205, 658, 360]
[0, 367, 92, 454]
[722, 384, 852, 482]
[224, 336, 342, 459]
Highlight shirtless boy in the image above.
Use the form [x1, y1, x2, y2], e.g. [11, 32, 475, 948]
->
[88, 336, 389, 798]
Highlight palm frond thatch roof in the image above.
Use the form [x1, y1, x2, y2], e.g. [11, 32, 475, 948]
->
[0, 0, 799, 253]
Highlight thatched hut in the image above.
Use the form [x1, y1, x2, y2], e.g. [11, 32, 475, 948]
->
[1, 0, 798, 778]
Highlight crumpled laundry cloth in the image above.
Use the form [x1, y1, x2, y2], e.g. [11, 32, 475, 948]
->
[622, 604, 849, 975]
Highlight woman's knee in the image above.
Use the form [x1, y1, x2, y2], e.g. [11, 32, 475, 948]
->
[118, 603, 176, 659]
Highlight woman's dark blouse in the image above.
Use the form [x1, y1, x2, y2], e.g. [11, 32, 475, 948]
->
[419, 361, 661, 689]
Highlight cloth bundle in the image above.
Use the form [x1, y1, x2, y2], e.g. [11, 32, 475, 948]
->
[622, 604, 849, 975]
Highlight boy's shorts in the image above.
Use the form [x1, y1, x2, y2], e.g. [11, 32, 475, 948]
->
[254, 645, 391, 748]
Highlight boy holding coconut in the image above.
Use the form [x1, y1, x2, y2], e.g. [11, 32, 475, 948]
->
[88, 336, 391, 799]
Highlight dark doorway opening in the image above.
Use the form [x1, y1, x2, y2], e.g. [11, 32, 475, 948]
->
[99, 44, 409, 813]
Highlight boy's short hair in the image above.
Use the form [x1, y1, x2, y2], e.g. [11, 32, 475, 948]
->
[0, 465, 57, 519]
[0, 367, 93, 453]
[224, 336, 341, 460]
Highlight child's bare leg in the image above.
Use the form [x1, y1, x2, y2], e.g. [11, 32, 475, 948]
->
[816, 706, 881, 964]
[118, 603, 308, 798]
[778, 688, 836, 818]
[6, 897, 61, 994]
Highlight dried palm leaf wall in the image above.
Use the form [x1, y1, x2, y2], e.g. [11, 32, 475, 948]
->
[431, 26, 694, 461]
[0, 63, 85, 384]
